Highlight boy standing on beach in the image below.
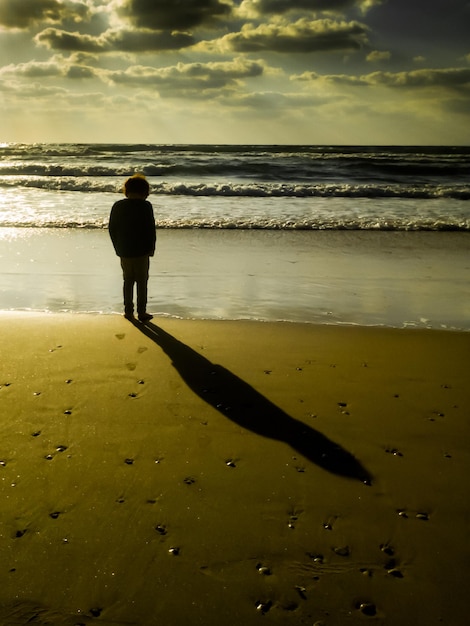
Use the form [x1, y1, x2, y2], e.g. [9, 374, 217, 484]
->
[109, 175, 156, 321]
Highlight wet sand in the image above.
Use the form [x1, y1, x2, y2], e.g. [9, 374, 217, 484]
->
[1, 228, 469, 329]
[1, 314, 469, 625]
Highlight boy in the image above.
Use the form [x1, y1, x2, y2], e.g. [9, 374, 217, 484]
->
[109, 174, 156, 321]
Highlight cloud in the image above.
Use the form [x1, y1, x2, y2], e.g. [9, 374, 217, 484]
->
[105, 28, 195, 51]
[220, 89, 338, 111]
[238, 0, 383, 17]
[35, 26, 195, 52]
[0, 60, 63, 78]
[0, 57, 97, 81]
[366, 50, 390, 62]
[0, 78, 67, 98]
[293, 67, 470, 91]
[220, 17, 369, 53]
[0, 0, 90, 29]
[117, 0, 232, 30]
[102, 57, 264, 95]
[35, 28, 103, 52]
[366, 67, 470, 90]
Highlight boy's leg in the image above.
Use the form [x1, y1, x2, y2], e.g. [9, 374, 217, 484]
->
[135, 255, 150, 316]
[120, 258, 135, 316]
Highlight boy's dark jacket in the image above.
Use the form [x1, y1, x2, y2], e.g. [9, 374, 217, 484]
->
[109, 198, 156, 257]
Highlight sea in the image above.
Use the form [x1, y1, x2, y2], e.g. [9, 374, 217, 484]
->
[0, 144, 469, 328]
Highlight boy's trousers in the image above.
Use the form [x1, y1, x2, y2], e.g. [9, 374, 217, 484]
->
[120, 255, 150, 315]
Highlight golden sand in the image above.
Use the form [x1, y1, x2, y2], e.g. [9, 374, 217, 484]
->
[1, 314, 469, 625]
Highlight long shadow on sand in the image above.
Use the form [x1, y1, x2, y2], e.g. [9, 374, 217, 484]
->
[133, 321, 372, 485]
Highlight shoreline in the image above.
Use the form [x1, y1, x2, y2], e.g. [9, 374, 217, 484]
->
[1, 313, 469, 624]
[0, 228, 469, 330]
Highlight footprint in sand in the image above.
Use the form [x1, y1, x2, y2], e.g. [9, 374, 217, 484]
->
[385, 447, 403, 457]
[356, 602, 377, 617]
[115, 333, 125, 340]
[137, 346, 147, 354]
[397, 508, 430, 521]
[287, 507, 304, 529]
[322, 515, 338, 530]
[333, 546, 351, 557]
[255, 600, 272, 614]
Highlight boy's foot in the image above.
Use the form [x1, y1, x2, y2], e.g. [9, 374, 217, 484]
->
[124, 313, 134, 320]
[138, 312, 153, 322]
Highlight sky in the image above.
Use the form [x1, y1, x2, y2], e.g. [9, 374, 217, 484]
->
[0, 0, 469, 144]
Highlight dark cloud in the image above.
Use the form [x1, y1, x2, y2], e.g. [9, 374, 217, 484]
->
[65, 64, 95, 79]
[0, 0, 59, 28]
[106, 29, 195, 52]
[35, 28, 103, 53]
[252, 0, 346, 13]
[118, 0, 232, 30]
[365, 0, 470, 60]
[35, 27, 195, 53]
[242, 0, 382, 15]
[225, 18, 369, 53]
[0, 0, 89, 29]
[368, 68, 470, 90]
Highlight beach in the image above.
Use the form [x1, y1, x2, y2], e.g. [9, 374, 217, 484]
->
[1, 313, 469, 625]
[1, 143, 469, 623]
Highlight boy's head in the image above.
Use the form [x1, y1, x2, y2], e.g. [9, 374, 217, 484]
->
[124, 174, 150, 198]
